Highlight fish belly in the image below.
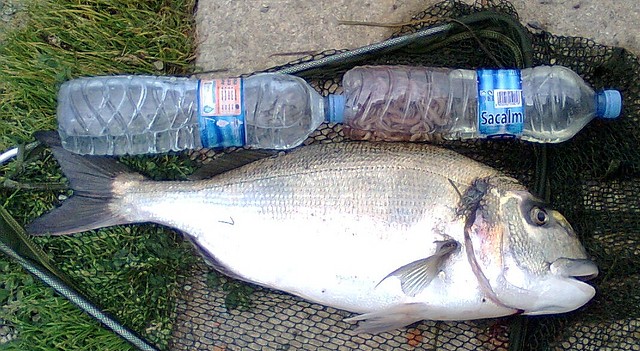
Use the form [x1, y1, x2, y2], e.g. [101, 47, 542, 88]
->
[132, 188, 506, 320]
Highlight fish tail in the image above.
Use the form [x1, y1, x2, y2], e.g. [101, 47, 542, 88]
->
[27, 131, 142, 236]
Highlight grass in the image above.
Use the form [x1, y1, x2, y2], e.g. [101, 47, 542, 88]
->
[1, 258, 134, 351]
[0, 0, 199, 350]
[0, 0, 196, 150]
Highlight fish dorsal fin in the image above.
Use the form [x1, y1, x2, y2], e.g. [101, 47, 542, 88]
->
[377, 239, 459, 297]
[187, 149, 279, 180]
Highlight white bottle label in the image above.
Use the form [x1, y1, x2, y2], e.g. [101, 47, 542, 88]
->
[198, 78, 245, 147]
[477, 69, 524, 138]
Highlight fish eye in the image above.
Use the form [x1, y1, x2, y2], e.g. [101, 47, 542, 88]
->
[530, 206, 549, 226]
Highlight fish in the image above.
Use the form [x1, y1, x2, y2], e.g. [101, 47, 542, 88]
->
[27, 131, 598, 334]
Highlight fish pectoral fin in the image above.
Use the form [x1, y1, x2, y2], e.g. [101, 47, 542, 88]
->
[344, 303, 427, 334]
[377, 239, 459, 297]
[377, 256, 440, 297]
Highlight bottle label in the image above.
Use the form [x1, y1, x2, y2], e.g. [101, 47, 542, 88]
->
[198, 78, 245, 148]
[477, 69, 524, 138]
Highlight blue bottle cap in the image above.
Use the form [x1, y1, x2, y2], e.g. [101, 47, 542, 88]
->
[326, 94, 345, 123]
[596, 90, 622, 119]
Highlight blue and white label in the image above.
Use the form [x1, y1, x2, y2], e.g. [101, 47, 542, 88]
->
[477, 69, 524, 137]
[198, 78, 246, 148]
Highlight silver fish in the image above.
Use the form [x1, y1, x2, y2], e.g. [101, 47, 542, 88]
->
[28, 132, 598, 334]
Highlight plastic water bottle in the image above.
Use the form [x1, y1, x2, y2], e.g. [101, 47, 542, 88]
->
[326, 65, 622, 143]
[57, 74, 329, 155]
[57, 65, 622, 155]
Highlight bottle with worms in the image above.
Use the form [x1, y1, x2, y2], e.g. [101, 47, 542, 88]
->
[329, 65, 621, 144]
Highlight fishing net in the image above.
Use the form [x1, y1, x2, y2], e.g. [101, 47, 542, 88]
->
[172, 1, 640, 350]
[2, 0, 638, 350]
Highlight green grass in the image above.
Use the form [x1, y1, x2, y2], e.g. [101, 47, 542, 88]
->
[0, 0, 196, 150]
[1, 256, 150, 351]
[0, 0, 198, 350]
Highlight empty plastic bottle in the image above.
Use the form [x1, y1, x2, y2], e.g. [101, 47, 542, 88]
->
[326, 65, 622, 143]
[57, 74, 329, 155]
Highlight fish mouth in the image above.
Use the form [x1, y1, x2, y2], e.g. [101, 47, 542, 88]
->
[570, 265, 599, 282]
[550, 258, 599, 282]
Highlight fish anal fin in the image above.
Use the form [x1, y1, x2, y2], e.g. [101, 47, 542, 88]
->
[344, 303, 428, 334]
[377, 239, 459, 297]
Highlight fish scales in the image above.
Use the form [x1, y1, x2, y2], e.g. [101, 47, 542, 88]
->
[121, 143, 494, 314]
[126, 143, 498, 222]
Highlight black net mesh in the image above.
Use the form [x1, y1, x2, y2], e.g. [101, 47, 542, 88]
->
[169, 262, 512, 351]
[173, 0, 640, 350]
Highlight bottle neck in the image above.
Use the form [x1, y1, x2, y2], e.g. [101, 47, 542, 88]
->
[326, 94, 345, 123]
[595, 90, 622, 119]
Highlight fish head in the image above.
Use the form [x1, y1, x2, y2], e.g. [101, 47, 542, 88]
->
[465, 177, 598, 316]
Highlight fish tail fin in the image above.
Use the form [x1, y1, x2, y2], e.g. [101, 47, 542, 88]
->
[344, 303, 428, 334]
[27, 131, 143, 236]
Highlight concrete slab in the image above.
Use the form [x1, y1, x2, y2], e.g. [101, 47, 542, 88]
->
[195, 0, 640, 76]
[194, 0, 422, 76]
[513, 0, 640, 52]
